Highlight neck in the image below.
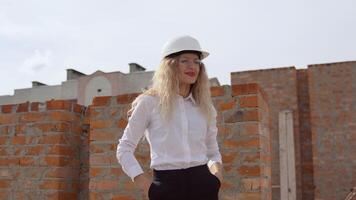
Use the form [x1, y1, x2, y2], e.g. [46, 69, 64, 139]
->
[179, 83, 191, 98]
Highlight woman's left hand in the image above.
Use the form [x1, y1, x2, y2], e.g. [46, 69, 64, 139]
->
[213, 171, 223, 183]
[209, 162, 223, 183]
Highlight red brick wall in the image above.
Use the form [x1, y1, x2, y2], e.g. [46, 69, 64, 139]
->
[231, 67, 302, 200]
[231, 61, 356, 200]
[308, 61, 356, 200]
[0, 100, 85, 199]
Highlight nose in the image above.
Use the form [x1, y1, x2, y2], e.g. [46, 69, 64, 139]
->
[187, 61, 200, 69]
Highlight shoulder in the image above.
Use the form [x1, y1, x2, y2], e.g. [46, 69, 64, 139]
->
[134, 94, 159, 108]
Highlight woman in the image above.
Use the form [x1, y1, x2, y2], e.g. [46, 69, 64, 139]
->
[117, 35, 223, 200]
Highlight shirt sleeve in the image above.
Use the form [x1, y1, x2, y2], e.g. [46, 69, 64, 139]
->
[206, 106, 222, 168]
[116, 95, 152, 181]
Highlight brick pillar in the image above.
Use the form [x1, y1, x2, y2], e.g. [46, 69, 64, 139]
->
[0, 100, 85, 199]
[211, 84, 272, 200]
[88, 94, 145, 200]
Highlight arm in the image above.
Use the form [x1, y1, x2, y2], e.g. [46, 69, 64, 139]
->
[206, 107, 223, 182]
[116, 96, 152, 193]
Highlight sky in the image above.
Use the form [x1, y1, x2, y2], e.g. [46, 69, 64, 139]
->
[1, 0, 356, 96]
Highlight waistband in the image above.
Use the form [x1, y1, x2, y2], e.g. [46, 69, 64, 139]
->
[153, 164, 209, 178]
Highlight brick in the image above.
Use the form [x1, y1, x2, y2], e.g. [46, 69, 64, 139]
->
[232, 83, 259, 96]
[0, 158, 19, 165]
[111, 168, 123, 177]
[45, 168, 77, 178]
[36, 122, 70, 132]
[30, 102, 39, 111]
[236, 192, 261, 200]
[210, 86, 225, 97]
[48, 145, 76, 156]
[224, 110, 259, 123]
[243, 152, 261, 163]
[14, 146, 23, 155]
[89, 192, 102, 199]
[89, 180, 117, 190]
[0, 115, 15, 125]
[14, 192, 27, 200]
[217, 178, 232, 190]
[71, 124, 82, 134]
[90, 130, 116, 141]
[241, 178, 261, 190]
[46, 100, 72, 111]
[11, 136, 26, 145]
[223, 138, 260, 148]
[20, 157, 35, 166]
[0, 180, 10, 188]
[237, 165, 261, 176]
[90, 144, 106, 153]
[48, 111, 76, 122]
[16, 102, 29, 112]
[217, 125, 230, 136]
[46, 192, 77, 200]
[0, 192, 9, 199]
[117, 119, 128, 129]
[240, 96, 258, 108]
[91, 120, 112, 129]
[26, 146, 44, 155]
[0, 126, 9, 135]
[0, 147, 8, 156]
[39, 180, 67, 190]
[112, 195, 135, 200]
[221, 152, 236, 163]
[73, 104, 85, 114]
[243, 123, 259, 135]
[1, 105, 14, 113]
[43, 156, 70, 167]
[244, 110, 259, 121]
[15, 124, 26, 134]
[19, 112, 44, 122]
[89, 155, 114, 166]
[116, 93, 140, 104]
[92, 96, 111, 106]
[90, 167, 103, 177]
[218, 100, 236, 111]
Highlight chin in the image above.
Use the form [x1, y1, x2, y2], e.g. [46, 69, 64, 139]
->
[186, 79, 197, 85]
[181, 76, 198, 85]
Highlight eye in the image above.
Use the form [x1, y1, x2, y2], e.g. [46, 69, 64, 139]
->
[180, 59, 188, 63]
[194, 60, 201, 65]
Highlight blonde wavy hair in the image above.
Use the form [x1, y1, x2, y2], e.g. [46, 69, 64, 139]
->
[129, 54, 214, 122]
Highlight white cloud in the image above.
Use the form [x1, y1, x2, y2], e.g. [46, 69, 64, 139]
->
[19, 50, 52, 75]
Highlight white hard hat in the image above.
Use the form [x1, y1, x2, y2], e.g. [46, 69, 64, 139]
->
[161, 35, 209, 60]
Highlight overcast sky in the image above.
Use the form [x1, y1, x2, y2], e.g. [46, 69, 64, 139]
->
[1, 0, 355, 96]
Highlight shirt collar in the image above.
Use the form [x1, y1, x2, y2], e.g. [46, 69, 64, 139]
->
[183, 93, 196, 105]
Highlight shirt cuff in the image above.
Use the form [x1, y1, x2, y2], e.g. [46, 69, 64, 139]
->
[127, 164, 144, 182]
[207, 160, 222, 168]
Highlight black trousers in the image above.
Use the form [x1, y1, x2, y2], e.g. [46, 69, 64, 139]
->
[148, 164, 221, 200]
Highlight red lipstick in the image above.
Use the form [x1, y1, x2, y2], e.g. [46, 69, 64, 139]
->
[185, 71, 196, 77]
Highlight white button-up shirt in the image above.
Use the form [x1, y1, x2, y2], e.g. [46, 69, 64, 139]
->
[116, 93, 222, 181]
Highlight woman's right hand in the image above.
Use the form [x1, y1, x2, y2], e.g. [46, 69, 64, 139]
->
[134, 172, 152, 198]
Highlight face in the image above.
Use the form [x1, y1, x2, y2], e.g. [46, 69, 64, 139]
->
[177, 53, 201, 86]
